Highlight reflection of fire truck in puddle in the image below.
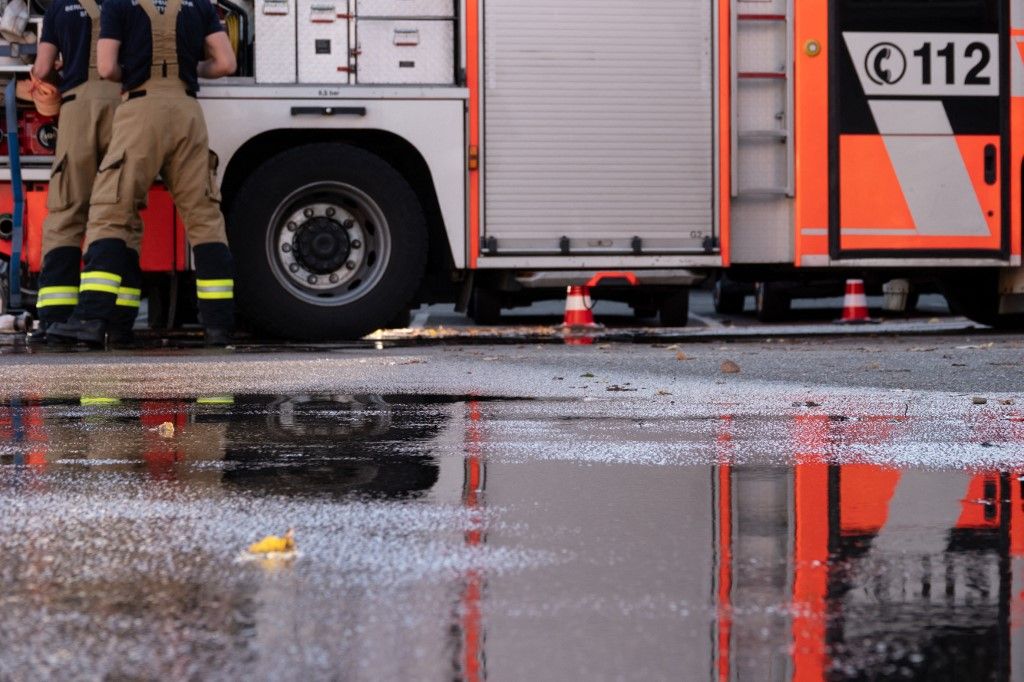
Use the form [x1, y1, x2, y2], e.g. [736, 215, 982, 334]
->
[0, 395, 443, 496]
[715, 409, 1024, 681]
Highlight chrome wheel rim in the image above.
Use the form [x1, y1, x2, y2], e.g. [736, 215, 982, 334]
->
[266, 182, 392, 307]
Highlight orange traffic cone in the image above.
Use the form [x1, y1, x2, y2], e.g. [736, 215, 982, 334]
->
[562, 285, 599, 330]
[837, 279, 876, 324]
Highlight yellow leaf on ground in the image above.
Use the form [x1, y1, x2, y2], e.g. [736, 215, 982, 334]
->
[248, 529, 295, 555]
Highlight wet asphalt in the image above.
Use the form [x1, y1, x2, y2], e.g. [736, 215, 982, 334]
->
[1, 331, 1024, 680]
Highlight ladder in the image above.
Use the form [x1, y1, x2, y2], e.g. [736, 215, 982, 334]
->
[730, 0, 794, 199]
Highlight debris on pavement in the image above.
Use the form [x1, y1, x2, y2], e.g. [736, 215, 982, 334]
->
[156, 422, 175, 438]
[972, 397, 988, 405]
[720, 360, 741, 374]
[247, 529, 296, 556]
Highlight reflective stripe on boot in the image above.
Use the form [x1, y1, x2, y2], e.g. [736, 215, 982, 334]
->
[116, 287, 142, 309]
[196, 279, 234, 300]
[37, 286, 80, 308]
[80, 271, 122, 295]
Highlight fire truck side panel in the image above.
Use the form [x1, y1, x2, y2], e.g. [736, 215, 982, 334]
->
[0, 185, 182, 274]
[197, 89, 468, 268]
[23, 190, 45, 273]
[794, 0, 835, 267]
[830, 1, 1011, 260]
[717, 0, 731, 267]
[1010, 0, 1024, 260]
[141, 191, 181, 273]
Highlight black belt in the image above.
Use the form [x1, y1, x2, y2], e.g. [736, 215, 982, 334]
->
[61, 94, 76, 104]
[127, 89, 197, 100]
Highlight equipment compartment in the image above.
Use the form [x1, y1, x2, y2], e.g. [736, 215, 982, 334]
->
[297, 0, 351, 83]
[355, 19, 454, 85]
[255, 0, 298, 83]
[355, 0, 453, 18]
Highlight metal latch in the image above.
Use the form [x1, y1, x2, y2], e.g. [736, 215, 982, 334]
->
[262, 0, 289, 16]
[310, 3, 335, 22]
[393, 29, 420, 47]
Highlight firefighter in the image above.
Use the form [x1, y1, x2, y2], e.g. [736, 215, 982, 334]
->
[32, 0, 144, 344]
[47, 0, 237, 348]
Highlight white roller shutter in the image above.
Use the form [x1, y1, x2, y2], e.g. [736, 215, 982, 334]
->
[482, 0, 715, 256]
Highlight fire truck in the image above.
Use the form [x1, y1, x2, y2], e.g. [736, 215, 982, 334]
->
[0, 0, 1022, 339]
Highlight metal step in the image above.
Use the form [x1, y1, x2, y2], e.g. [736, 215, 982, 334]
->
[737, 71, 787, 80]
[735, 187, 791, 198]
[738, 130, 788, 142]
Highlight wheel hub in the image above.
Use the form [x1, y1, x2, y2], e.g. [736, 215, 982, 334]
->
[294, 217, 351, 274]
[270, 189, 389, 302]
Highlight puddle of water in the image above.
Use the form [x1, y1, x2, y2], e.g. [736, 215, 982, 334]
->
[0, 394, 1022, 680]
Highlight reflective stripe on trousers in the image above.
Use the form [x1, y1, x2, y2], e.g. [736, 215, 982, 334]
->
[79, 270, 122, 295]
[37, 286, 80, 308]
[116, 287, 142, 308]
[196, 279, 233, 300]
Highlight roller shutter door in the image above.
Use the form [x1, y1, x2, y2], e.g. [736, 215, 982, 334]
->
[482, 0, 715, 255]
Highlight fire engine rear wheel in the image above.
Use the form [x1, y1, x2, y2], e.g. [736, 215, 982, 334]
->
[755, 282, 790, 322]
[658, 289, 690, 327]
[468, 289, 502, 325]
[228, 143, 427, 340]
[713, 278, 746, 315]
[943, 271, 1024, 330]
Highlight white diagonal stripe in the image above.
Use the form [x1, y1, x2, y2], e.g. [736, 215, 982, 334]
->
[869, 100, 952, 135]
[882, 134, 991, 237]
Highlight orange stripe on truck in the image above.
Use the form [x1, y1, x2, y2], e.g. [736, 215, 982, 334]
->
[466, 0, 481, 269]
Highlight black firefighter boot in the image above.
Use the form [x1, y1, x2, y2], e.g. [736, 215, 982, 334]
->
[194, 242, 235, 347]
[33, 246, 82, 343]
[108, 248, 142, 347]
[47, 238, 129, 349]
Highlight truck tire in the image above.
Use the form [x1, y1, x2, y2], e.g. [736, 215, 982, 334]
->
[468, 288, 502, 325]
[658, 289, 690, 327]
[228, 143, 428, 340]
[943, 271, 1024, 329]
[713, 278, 746, 314]
[632, 302, 658, 320]
[755, 282, 790, 322]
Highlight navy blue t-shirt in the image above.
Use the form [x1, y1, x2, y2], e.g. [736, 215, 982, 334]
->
[99, 0, 224, 93]
[40, 0, 97, 94]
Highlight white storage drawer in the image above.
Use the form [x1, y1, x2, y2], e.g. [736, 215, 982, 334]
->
[297, 0, 351, 83]
[355, 0, 454, 17]
[255, 0, 298, 83]
[356, 19, 454, 84]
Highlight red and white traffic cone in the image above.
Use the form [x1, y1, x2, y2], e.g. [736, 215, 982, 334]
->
[562, 285, 598, 329]
[562, 285, 602, 345]
[837, 279, 876, 324]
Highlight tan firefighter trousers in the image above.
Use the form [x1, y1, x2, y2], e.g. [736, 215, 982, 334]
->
[86, 76, 226, 248]
[41, 0, 142, 258]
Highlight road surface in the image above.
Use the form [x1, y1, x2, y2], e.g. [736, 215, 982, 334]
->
[0, 323, 1022, 680]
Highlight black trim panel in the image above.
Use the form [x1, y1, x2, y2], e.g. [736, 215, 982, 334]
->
[828, 0, 1011, 262]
